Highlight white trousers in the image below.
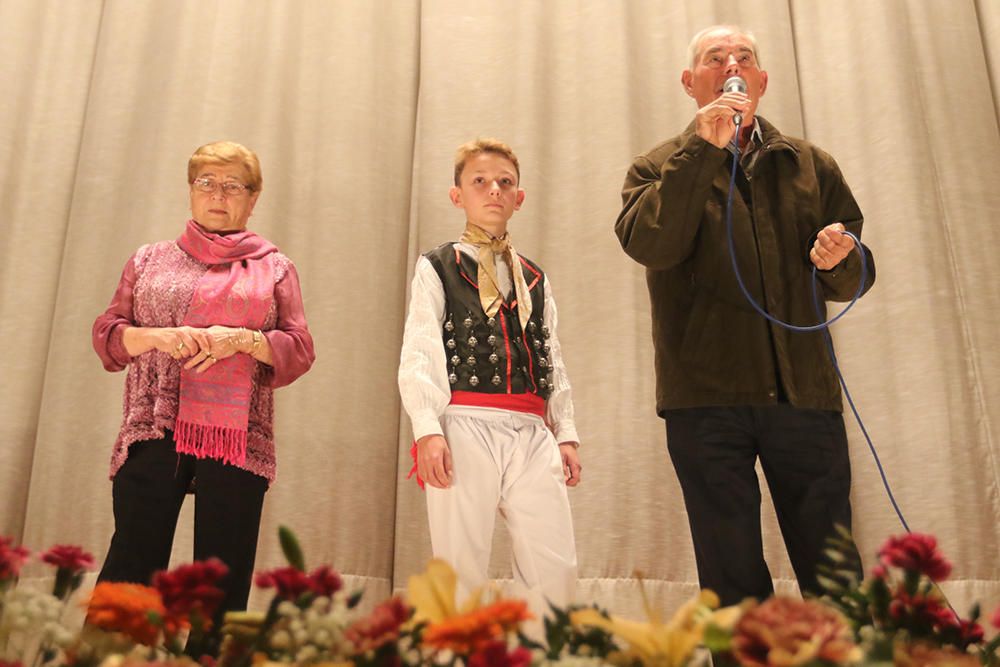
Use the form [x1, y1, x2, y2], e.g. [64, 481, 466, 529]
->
[426, 405, 578, 618]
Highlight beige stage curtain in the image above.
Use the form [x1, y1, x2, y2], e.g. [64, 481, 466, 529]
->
[1, 0, 998, 621]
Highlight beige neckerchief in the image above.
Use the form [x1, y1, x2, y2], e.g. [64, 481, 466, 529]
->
[459, 223, 532, 331]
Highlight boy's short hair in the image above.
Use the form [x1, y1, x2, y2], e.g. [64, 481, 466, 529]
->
[453, 138, 520, 186]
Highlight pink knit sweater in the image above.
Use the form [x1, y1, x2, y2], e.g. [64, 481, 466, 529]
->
[93, 240, 315, 483]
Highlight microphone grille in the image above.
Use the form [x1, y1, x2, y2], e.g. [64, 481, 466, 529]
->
[723, 76, 747, 94]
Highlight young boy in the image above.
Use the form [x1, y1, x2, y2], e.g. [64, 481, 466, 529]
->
[398, 138, 582, 616]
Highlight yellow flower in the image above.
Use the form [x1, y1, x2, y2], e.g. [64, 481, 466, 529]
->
[571, 578, 743, 667]
[406, 558, 531, 654]
[407, 558, 460, 625]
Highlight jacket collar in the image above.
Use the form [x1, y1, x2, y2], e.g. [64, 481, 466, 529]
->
[681, 115, 800, 161]
[755, 117, 800, 161]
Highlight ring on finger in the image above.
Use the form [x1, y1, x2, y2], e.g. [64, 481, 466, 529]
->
[176, 342, 186, 353]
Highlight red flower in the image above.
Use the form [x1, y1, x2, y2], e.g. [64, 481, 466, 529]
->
[308, 565, 343, 597]
[887, 588, 959, 639]
[955, 618, 984, 646]
[152, 559, 228, 627]
[878, 533, 952, 581]
[254, 566, 314, 600]
[467, 640, 532, 667]
[0, 537, 30, 582]
[254, 564, 344, 600]
[992, 604, 1000, 629]
[41, 545, 95, 573]
[346, 596, 411, 653]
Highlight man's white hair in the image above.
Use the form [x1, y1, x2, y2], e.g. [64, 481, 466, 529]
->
[687, 25, 761, 69]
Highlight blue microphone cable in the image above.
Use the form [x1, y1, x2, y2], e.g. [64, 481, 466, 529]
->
[724, 120, 911, 534]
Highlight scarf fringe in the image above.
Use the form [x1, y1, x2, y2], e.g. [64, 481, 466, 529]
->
[174, 419, 248, 467]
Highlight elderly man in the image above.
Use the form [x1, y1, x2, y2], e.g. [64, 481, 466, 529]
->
[615, 25, 875, 604]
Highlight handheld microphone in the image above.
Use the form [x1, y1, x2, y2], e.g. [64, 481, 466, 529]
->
[723, 75, 747, 126]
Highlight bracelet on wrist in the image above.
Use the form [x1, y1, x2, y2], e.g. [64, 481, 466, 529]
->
[251, 329, 263, 356]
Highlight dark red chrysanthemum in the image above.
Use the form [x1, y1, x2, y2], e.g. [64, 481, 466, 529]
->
[878, 533, 952, 582]
[41, 545, 95, 573]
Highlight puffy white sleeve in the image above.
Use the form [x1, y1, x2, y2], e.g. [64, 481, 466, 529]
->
[398, 256, 451, 441]
[543, 275, 580, 445]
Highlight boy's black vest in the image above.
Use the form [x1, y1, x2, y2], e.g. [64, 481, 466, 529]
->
[425, 243, 553, 399]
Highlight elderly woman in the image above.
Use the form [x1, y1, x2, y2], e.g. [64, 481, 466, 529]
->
[92, 141, 315, 614]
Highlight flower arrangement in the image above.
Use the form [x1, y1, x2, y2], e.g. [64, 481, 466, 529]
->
[0, 539, 95, 666]
[818, 527, 1000, 666]
[0, 527, 997, 666]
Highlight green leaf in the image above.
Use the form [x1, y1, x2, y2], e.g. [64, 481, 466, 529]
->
[703, 623, 732, 653]
[278, 525, 306, 571]
[816, 574, 842, 592]
[823, 548, 847, 564]
[346, 590, 364, 609]
[833, 523, 854, 541]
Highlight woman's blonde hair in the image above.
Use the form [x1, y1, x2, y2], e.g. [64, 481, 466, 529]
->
[187, 141, 263, 192]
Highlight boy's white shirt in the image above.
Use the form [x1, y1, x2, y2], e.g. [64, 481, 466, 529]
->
[398, 242, 579, 445]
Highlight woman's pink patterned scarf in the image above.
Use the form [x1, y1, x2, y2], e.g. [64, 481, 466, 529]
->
[174, 219, 277, 466]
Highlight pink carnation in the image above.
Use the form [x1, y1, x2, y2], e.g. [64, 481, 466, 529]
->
[954, 618, 984, 646]
[254, 567, 314, 600]
[307, 565, 343, 597]
[992, 605, 1000, 629]
[888, 590, 953, 628]
[0, 537, 30, 582]
[878, 533, 952, 581]
[41, 545, 95, 573]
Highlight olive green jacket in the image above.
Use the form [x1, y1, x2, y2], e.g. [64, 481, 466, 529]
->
[616, 117, 875, 414]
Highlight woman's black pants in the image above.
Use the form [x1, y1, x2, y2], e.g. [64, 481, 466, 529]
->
[97, 431, 268, 614]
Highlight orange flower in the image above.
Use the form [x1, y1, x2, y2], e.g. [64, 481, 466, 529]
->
[86, 581, 167, 646]
[423, 599, 531, 654]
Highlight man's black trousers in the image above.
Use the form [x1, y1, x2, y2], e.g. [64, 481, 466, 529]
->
[664, 404, 863, 605]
